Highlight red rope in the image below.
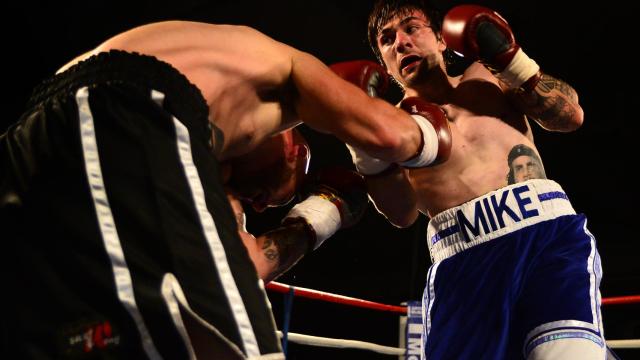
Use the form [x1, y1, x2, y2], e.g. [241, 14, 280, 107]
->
[602, 295, 640, 306]
[266, 281, 407, 314]
[266, 281, 640, 314]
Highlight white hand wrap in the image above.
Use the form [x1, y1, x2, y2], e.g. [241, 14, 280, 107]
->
[496, 48, 540, 89]
[285, 195, 341, 250]
[346, 143, 392, 175]
[399, 115, 439, 168]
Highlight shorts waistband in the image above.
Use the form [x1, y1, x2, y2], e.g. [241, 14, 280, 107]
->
[28, 50, 209, 135]
[427, 179, 576, 263]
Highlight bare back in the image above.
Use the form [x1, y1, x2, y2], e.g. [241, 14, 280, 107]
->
[408, 63, 543, 215]
[60, 21, 301, 160]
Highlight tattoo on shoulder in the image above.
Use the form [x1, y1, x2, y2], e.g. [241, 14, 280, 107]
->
[506, 144, 547, 184]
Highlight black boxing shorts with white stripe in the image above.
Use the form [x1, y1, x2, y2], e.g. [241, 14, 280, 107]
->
[0, 51, 283, 359]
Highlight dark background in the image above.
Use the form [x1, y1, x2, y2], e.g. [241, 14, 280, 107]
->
[4, 0, 639, 358]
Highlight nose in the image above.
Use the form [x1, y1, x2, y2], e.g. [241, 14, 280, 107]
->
[394, 31, 413, 53]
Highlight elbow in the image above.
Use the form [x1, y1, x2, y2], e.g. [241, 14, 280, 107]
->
[384, 210, 419, 229]
[363, 103, 418, 161]
[558, 105, 584, 132]
[540, 105, 584, 133]
[363, 129, 407, 161]
[389, 218, 415, 229]
[569, 105, 585, 131]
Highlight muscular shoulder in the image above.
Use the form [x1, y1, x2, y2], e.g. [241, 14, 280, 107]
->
[460, 62, 500, 86]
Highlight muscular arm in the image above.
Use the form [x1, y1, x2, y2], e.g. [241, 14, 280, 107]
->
[440, 6, 583, 133]
[366, 167, 420, 228]
[252, 223, 311, 282]
[288, 51, 422, 162]
[509, 73, 584, 132]
[228, 193, 310, 282]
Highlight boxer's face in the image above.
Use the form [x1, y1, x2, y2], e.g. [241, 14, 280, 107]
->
[245, 158, 298, 212]
[376, 9, 446, 88]
[228, 135, 306, 212]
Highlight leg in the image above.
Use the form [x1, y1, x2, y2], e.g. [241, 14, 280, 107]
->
[516, 215, 606, 359]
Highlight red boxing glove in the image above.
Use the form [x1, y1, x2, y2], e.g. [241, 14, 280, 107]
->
[284, 167, 367, 250]
[398, 97, 452, 167]
[442, 5, 541, 91]
[332, 60, 394, 175]
[330, 60, 389, 98]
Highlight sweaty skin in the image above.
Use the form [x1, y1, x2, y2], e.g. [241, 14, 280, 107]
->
[60, 21, 425, 164]
[369, 10, 582, 224]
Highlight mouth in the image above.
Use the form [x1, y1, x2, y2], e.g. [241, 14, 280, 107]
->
[400, 55, 422, 74]
[250, 191, 270, 212]
[235, 188, 268, 212]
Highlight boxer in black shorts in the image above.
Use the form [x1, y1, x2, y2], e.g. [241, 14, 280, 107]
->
[1, 21, 438, 359]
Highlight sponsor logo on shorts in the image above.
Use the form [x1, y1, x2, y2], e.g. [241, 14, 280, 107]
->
[60, 320, 121, 355]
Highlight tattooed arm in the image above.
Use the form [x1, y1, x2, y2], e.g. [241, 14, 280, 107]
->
[228, 193, 310, 282]
[509, 73, 584, 132]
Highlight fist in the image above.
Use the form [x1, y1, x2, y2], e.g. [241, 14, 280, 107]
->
[284, 167, 368, 250]
[442, 5, 517, 71]
[399, 97, 452, 167]
[330, 60, 389, 98]
[301, 166, 368, 228]
[442, 5, 540, 90]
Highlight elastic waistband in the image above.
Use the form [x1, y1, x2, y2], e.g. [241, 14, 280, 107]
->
[27, 50, 209, 131]
[427, 179, 575, 263]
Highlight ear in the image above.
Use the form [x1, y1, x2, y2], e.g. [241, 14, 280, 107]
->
[438, 35, 447, 53]
[290, 143, 311, 176]
[288, 143, 309, 163]
[281, 130, 296, 161]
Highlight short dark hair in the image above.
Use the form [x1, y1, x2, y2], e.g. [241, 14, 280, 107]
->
[507, 144, 539, 166]
[506, 144, 544, 184]
[367, 0, 444, 64]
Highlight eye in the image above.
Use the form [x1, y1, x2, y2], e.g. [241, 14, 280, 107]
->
[379, 34, 393, 46]
[406, 25, 419, 34]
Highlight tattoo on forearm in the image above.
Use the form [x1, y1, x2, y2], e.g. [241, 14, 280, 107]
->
[262, 237, 278, 261]
[516, 74, 580, 130]
[262, 222, 309, 275]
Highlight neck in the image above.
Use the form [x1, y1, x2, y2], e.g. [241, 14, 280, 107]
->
[403, 66, 460, 104]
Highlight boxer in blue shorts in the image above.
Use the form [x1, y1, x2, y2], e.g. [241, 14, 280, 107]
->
[425, 179, 604, 358]
[342, 0, 612, 358]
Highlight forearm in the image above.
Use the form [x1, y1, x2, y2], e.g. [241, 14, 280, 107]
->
[252, 221, 312, 283]
[290, 52, 421, 161]
[228, 191, 308, 282]
[366, 167, 419, 228]
[441, 6, 584, 132]
[510, 73, 584, 132]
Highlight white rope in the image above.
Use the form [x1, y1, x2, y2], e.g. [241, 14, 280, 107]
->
[607, 339, 640, 349]
[277, 331, 404, 355]
[277, 331, 640, 354]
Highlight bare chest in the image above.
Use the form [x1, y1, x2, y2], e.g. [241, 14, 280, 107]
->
[407, 100, 536, 215]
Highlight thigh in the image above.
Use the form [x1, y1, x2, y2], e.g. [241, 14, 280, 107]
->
[423, 238, 518, 360]
[514, 215, 606, 359]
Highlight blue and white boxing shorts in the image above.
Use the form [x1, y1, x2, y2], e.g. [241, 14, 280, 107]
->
[422, 179, 607, 359]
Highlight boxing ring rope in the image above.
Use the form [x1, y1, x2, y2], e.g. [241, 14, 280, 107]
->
[266, 281, 640, 354]
[266, 281, 406, 314]
[275, 331, 405, 355]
